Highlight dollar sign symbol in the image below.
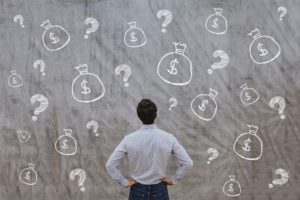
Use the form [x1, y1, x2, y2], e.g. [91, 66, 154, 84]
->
[212, 18, 219, 28]
[61, 139, 68, 149]
[49, 32, 59, 44]
[130, 32, 137, 42]
[198, 100, 209, 111]
[257, 43, 268, 56]
[242, 138, 251, 152]
[167, 58, 179, 75]
[12, 77, 17, 84]
[20, 133, 26, 140]
[228, 183, 234, 192]
[245, 92, 252, 101]
[81, 79, 91, 94]
[25, 171, 31, 180]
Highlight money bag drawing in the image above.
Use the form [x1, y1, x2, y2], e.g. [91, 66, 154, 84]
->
[157, 42, 193, 86]
[191, 88, 218, 121]
[72, 64, 105, 103]
[248, 29, 281, 64]
[205, 8, 227, 35]
[233, 125, 263, 161]
[240, 84, 259, 105]
[19, 163, 38, 186]
[40, 20, 70, 51]
[124, 21, 146, 48]
[8, 70, 23, 88]
[17, 129, 31, 143]
[55, 129, 77, 156]
[223, 175, 241, 197]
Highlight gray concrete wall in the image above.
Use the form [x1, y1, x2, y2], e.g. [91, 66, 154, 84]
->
[0, 0, 299, 199]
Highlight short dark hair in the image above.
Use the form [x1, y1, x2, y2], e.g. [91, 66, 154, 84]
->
[137, 99, 157, 124]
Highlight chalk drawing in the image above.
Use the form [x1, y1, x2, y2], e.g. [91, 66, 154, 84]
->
[205, 8, 227, 35]
[269, 168, 289, 188]
[223, 175, 241, 197]
[233, 124, 263, 161]
[17, 129, 31, 143]
[33, 59, 46, 76]
[157, 42, 192, 86]
[72, 64, 105, 103]
[87, 120, 99, 137]
[70, 168, 86, 192]
[124, 22, 146, 48]
[55, 129, 77, 156]
[269, 96, 286, 120]
[19, 163, 38, 186]
[84, 17, 99, 39]
[278, 7, 287, 20]
[115, 64, 131, 87]
[207, 148, 219, 164]
[168, 97, 178, 111]
[191, 88, 218, 121]
[240, 84, 259, 105]
[30, 94, 49, 121]
[40, 20, 70, 51]
[248, 29, 281, 64]
[13, 15, 24, 28]
[207, 50, 229, 74]
[8, 70, 23, 88]
[156, 9, 173, 33]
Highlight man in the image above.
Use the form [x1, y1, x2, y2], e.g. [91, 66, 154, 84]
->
[106, 99, 193, 200]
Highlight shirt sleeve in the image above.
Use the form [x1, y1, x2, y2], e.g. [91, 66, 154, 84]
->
[170, 136, 193, 184]
[106, 137, 129, 188]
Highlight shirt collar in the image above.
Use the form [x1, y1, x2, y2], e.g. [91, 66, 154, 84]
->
[141, 124, 157, 129]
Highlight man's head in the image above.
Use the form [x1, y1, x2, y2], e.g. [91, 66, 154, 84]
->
[137, 99, 157, 124]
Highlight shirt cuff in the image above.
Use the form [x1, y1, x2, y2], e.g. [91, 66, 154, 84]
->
[170, 175, 177, 185]
[121, 179, 129, 188]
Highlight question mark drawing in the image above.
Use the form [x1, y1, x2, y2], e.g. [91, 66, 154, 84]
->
[208, 50, 229, 74]
[169, 97, 178, 110]
[30, 94, 49, 121]
[115, 64, 131, 87]
[87, 120, 99, 137]
[156, 9, 173, 33]
[70, 168, 86, 192]
[269, 168, 289, 188]
[33, 59, 46, 76]
[278, 6, 287, 21]
[269, 96, 286, 120]
[13, 15, 25, 28]
[84, 17, 99, 39]
[207, 148, 219, 164]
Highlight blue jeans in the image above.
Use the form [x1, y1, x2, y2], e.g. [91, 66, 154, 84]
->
[129, 182, 169, 200]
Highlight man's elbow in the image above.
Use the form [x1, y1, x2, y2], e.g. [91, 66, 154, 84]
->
[187, 159, 193, 169]
[106, 161, 112, 171]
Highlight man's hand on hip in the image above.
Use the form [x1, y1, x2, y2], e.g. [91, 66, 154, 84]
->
[128, 179, 137, 187]
[160, 177, 174, 185]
